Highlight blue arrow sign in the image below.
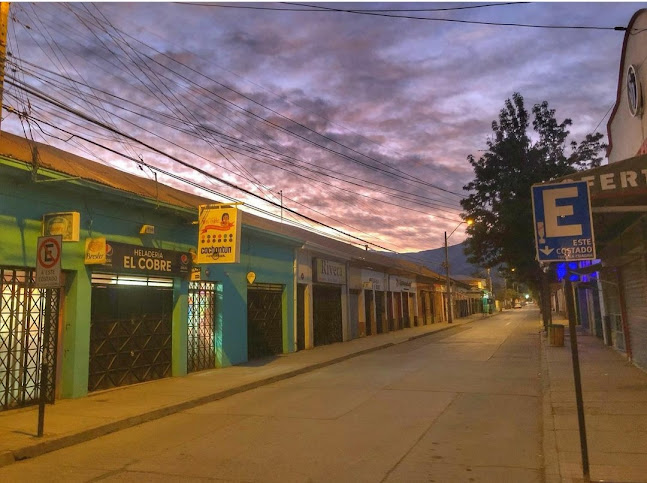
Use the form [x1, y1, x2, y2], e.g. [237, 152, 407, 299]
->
[531, 181, 596, 262]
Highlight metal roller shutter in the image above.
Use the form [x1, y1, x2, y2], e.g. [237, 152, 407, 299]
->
[313, 285, 342, 347]
[247, 284, 283, 360]
[621, 256, 647, 368]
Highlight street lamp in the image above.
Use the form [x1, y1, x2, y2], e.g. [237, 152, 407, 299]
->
[445, 219, 472, 323]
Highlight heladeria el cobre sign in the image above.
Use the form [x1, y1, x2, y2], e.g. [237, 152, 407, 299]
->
[94, 241, 192, 277]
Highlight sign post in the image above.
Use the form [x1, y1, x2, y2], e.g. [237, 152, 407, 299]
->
[35, 235, 62, 437]
[532, 181, 594, 481]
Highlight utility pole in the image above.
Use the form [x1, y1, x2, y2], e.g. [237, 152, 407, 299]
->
[445, 231, 453, 323]
[487, 267, 493, 313]
[0, 2, 10, 135]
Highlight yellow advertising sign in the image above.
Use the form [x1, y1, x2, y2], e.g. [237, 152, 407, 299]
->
[84, 237, 107, 264]
[196, 204, 241, 264]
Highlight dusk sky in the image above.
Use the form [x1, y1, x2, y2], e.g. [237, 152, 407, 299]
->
[2, 2, 642, 255]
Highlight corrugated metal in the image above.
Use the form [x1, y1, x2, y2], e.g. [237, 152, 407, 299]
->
[1, 131, 206, 210]
[601, 267, 624, 349]
[1, 132, 450, 287]
[621, 256, 647, 369]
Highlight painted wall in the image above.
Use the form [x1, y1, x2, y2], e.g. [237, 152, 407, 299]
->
[0, 160, 196, 399]
[608, 11, 647, 163]
[203, 226, 300, 367]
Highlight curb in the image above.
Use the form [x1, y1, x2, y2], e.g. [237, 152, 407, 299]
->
[540, 325, 562, 483]
[5, 320, 482, 467]
[7, 341, 395, 465]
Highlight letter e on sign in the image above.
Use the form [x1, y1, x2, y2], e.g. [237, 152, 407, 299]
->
[36, 235, 62, 288]
[531, 181, 596, 262]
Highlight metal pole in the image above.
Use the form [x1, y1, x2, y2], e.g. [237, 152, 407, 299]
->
[487, 267, 492, 313]
[0, 3, 10, 134]
[565, 277, 590, 481]
[37, 363, 48, 437]
[445, 231, 453, 323]
[37, 288, 53, 437]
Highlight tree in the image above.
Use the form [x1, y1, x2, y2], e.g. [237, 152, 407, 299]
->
[460, 93, 605, 297]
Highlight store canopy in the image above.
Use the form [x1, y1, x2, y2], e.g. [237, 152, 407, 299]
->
[545, 153, 647, 259]
[550, 153, 647, 210]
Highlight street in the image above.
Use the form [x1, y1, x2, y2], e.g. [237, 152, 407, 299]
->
[0, 309, 543, 482]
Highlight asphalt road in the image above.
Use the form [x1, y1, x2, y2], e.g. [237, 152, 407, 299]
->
[0, 308, 544, 482]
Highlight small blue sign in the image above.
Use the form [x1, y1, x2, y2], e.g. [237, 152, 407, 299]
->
[531, 181, 596, 262]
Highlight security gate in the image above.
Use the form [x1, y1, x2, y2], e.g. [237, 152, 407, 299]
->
[364, 290, 373, 336]
[1, 268, 59, 411]
[89, 274, 173, 392]
[188, 281, 216, 372]
[296, 284, 306, 351]
[313, 285, 342, 346]
[375, 291, 385, 334]
[247, 284, 283, 360]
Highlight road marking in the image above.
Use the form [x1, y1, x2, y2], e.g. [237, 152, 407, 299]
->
[506, 322, 512, 326]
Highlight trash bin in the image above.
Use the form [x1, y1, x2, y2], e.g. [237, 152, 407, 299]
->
[549, 324, 565, 347]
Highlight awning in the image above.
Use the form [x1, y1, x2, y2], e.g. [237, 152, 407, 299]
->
[546, 153, 647, 260]
[551, 153, 647, 208]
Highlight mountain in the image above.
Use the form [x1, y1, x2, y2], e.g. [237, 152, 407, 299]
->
[397, 241, 488, 278]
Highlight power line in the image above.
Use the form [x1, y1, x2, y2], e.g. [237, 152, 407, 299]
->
[7, 60, 463, 218]
[4, 79, 414, 252]
[180, 2, 528, 13]
[283, 2, 627, 31]
[66, 5, 464, 199]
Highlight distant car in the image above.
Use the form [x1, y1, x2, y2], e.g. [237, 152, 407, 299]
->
[513, 303, 522, 309]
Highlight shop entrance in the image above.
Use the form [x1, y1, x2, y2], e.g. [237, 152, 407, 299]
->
[187, 281, 217, 373]
[89, 274, 173, 392]
[247, 284, 284, 359]
[312, 285, 342, 347]
[349, 290, 360, 340]
[1, 268, 60, 411]
[364, 290, 373, 336]
[375, 291, 385, 333]
[296, 284, 306, 351]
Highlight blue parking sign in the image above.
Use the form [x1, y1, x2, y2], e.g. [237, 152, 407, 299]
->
[531, 181, 596, 262]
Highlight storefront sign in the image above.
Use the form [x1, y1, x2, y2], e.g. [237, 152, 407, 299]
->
[389, 277, 414, 292]
[42, 212, 80, 242]
[555, 153, 647, 200]
[98, 242, 191, 276]
[313, 258, 346, 284]
[196, 204, 241, 264]
[84, 237, 107, 265]
[368, 277, 383, 291]
[35, 235, 62, 288]
[191, 267, 201, 281]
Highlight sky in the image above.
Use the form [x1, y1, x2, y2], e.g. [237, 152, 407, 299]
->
[2, 2, 643, 255]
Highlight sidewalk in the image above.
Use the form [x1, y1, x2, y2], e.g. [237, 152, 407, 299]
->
[542, 314, 647, 483]
[0, 313, 490, 468]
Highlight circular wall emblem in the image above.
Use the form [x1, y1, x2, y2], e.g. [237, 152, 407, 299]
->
[627, 64, 642, 117]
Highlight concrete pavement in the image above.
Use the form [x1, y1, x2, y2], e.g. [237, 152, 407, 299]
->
[542, 313, 647, 483]
[0, 313, 488, 469]
[2, 308, 646, 483]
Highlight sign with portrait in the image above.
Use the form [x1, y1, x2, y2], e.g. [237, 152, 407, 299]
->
[196, 204, 241, 264]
